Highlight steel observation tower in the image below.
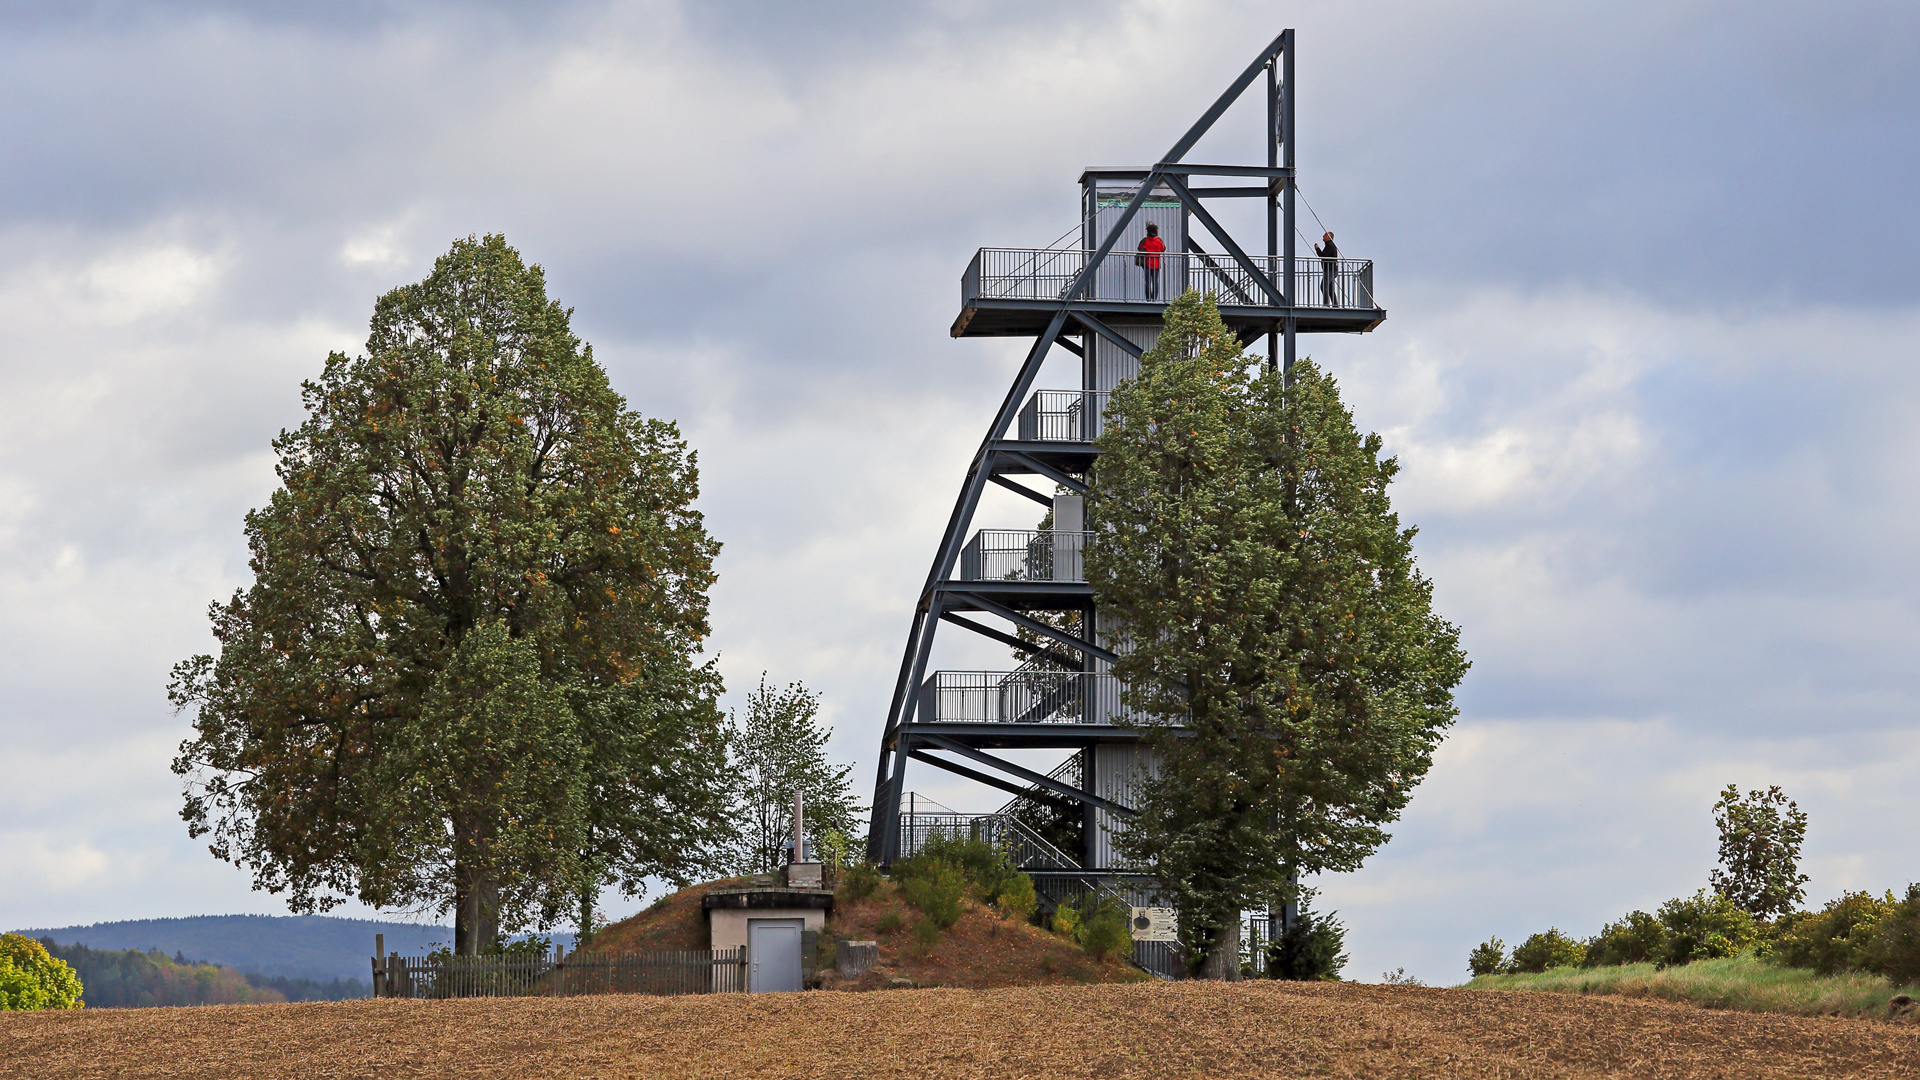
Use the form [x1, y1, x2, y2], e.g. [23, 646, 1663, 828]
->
[866, 30, 1385, 960]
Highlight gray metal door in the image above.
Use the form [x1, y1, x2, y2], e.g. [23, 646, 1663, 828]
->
[748, 920, 803, 993]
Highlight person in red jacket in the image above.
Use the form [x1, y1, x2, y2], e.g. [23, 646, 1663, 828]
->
[1135, 222, 1166, 300]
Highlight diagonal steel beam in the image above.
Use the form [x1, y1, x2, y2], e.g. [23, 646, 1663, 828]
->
[1165, 173, 1279, 305]
[1053, 334, 1084, 357]
[1159, 31, 1289, 165]
[1070, 312, 1143, 359]
[939, 611, 1081, 671]
[988, 473, 1053, 507]
[998, 450, 1088, 494]
[1184, 238, 1256, 306]
[905, 749, 1039, 802]
[952, 591, 1119, 665]
[915, 734, 1138, 819]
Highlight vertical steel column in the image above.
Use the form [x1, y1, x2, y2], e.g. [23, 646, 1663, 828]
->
[1267, 59, 1279, 374]
[1281, 30, 1297, 380]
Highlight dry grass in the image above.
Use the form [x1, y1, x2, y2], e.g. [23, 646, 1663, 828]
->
[8, 979, 1920, 1079]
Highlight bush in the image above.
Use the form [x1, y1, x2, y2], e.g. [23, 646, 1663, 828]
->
[1467, 936, 1507, 977]
[1509, 929, 1585, 973]
[911, 918, 942, 955]
[995, 871, 1038, 923]
[1658, 890, 1757, 966]
[899, 832, 1027, 907]
[840, 861, 883, 902]
[1776, 890, 1891, 975]
[875, 910, 904, 935]
[1585, 911, 1669, 967]
[1862, 883, 1920, 984]
[1078, 897, 1134, 963]
[1268, 890, 1348, 981]
[899, 860, 966, 929]
[1051, 903, 1082, 941]
[0, 934, 83, 1010]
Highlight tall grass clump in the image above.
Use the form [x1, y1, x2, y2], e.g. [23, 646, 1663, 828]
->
[1466, 954, 1920, 1021]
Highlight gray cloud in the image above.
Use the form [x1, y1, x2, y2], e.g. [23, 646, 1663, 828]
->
[1, 1, 1915, 985]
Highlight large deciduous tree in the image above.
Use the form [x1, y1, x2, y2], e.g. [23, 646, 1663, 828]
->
[1088, 290, 1467, 979]
[171, 235, 735, 954]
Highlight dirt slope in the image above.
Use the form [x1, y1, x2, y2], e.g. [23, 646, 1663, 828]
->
[8, 980, 1917, 1079]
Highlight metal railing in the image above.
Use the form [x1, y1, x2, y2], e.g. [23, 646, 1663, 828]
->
[959, 529, 1088, 582]
[919, 670, 1153, 725]
[897, 811, 1085, 871]
[963, 247, 1375, 310]
[373, 947, 746, 998]
[1018, 389, 1109, 442]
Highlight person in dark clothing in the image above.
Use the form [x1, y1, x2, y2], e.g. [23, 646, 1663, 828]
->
[1314, 230, 1339, 305]
[1136, 223, 1166, 300]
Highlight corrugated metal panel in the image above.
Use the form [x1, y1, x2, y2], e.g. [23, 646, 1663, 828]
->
[1090, 744, 1157, 869]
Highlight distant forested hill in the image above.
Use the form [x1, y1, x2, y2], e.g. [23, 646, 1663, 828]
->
[13, 915, 467, 982]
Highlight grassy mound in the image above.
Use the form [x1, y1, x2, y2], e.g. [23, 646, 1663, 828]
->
[583, 875, 1145, 990]
[825, 879, 1146, 990]
[1466, 954, 1920, 1022]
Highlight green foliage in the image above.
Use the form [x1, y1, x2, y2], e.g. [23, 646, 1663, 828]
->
[1658, 890, 1758, 966]
[1078, 898, 1134, 963]
[874, 910, 904, 935]
[1467, 936, 1507, 977]
[910, 918, 942, 955]
[1087, 291, 1467, 976]
[898, 861, 966, 930]
[168, 235, 734, 954]
[1710, 784, 1810, 920]
[1509, 929, 1587, 973]
[1860, 884, 1920, 984]
[1775, 890, 1893, 975]
[1584, 911, 1669, 967]
[1050, 903, 1082, 941]
[1267, 890, 1348, 981]
[1466, 954, 1920, 1021]
[730, 675, 863, 874]
[0, 934, 83, 1010]
[995, 871, 1038, 923]
[839, 861, 883, 902]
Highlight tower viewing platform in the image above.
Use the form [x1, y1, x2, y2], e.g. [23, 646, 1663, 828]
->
[869, 33, 1383, 963]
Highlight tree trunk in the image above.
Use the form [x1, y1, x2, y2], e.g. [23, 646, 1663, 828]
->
[1196, 920, 1243, 981]
[452, 820, 501, 956]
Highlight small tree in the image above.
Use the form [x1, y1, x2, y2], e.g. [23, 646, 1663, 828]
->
[1466, 936, 1507, 977]
[0, 934, 83, 1010]
[1508, 929, 1586, 973]
[730, 676, 862, 873]
[1266, 889, 1348, 981]
[1089, 291, 1468, 978]
[1709, 784, 1809, 921]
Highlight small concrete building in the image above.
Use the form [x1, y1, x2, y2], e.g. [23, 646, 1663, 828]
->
[702, 865, 832, 993]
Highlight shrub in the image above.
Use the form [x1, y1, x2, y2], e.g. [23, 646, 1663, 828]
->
[0, 934, 83, 1010]
[840, 861, 883, 902]
[899, 860, 966, 930]
[1585, 911, 1669, 967]
[1658, 890, 1758, 966]
[1509, 929, 1586, 973]
[1862, 883, 1920, 984]
[911, 918, 941, 955]
[1051, 903, 1083, 941]
[1467, 936, 1507, 977]
[875, 910, 904, 935]
[898, 832, 1026, 907]
[1079, 897, 1134, 963]
[1776, 890, 1892, 975]
[995, 871, 1038, 923]
[1268, 890, 1348, 981]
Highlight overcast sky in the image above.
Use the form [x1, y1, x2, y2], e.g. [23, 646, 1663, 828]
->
[2, 0, 1916, 985]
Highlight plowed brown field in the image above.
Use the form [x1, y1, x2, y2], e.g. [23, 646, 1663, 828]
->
[6, 981, 1917, 1079]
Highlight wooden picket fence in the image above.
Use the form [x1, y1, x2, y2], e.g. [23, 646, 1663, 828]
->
[372, 947, 746, 999]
